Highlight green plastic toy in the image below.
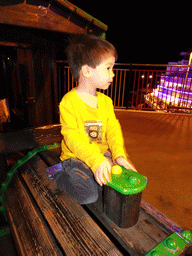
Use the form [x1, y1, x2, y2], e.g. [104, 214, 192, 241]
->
[107, 165, 148, 195]
[146, 230, 192, 255]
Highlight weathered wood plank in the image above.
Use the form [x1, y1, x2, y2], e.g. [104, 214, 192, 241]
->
[0, 124, 62, 153]
[5, 175, 61, 256]
[85, 203, 169, 256]
[0, 3, 85, 34]
[141, 200, 183, 233]
[18, 154, 122, 255]
[39, 148, 61, 166]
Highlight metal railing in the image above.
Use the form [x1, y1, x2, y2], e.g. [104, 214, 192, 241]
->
[55, 61, 192, 113]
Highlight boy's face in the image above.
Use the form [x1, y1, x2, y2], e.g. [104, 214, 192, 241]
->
[90, 55, 115, 90]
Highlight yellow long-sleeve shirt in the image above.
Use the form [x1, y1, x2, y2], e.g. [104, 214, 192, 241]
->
[59, 88, 127, 173]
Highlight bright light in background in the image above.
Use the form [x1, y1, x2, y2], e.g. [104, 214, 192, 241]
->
[141, 75, 153, 79]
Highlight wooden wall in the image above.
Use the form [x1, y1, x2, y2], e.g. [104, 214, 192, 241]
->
[0, 26, 63, 128]
[0, 1, 106, 129]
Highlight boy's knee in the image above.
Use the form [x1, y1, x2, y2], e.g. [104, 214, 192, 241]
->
[79, 190, 99, 205]
[74, 177, 99, 205]
[54, 163, 99, 205]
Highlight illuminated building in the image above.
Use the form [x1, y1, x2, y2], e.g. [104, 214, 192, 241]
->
[145, 52, 192, 112]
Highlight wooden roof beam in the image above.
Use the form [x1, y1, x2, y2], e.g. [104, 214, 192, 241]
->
[0, 1, 108, 34]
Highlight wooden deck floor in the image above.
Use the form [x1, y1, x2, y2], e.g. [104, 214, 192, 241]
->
[115, 110, 192, 231]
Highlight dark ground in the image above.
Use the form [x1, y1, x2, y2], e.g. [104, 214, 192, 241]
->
[115, 109, 192, 231]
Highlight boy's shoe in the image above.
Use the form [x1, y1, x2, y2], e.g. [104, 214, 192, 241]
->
[46, 163, 64, 180]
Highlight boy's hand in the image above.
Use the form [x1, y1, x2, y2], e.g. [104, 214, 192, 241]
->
[94, 160, 112, 186]
[115, 156, 137, 172]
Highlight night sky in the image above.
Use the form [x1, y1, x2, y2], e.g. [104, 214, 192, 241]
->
[71, 1, 191, 64]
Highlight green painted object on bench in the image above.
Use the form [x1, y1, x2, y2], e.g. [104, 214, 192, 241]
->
[0, 142, 60, 218]
[146, 230, 192, 255]
[107, 165, 148, 195]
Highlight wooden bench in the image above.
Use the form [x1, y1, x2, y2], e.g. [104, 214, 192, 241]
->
[5, 148, 122, 255]
[1, 126, 192, 255]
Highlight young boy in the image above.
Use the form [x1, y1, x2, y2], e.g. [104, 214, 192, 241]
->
[52, 35, 137, 205]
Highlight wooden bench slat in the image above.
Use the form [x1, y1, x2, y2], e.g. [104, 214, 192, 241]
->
[86, 203, 168, 255]
[5, 175, 61, 256]
[0, 124, 62, 153]
[140, 200, 183, 233]
[18, 154, 122, 255]
[39, 149, 61, 166]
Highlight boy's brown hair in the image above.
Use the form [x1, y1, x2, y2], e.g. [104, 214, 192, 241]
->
[66, 34, 117, 82]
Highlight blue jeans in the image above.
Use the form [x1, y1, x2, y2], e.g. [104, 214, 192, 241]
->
[53, 152, 112, 205]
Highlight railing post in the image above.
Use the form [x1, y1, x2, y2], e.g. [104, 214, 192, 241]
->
[126, 63, 132, 109]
